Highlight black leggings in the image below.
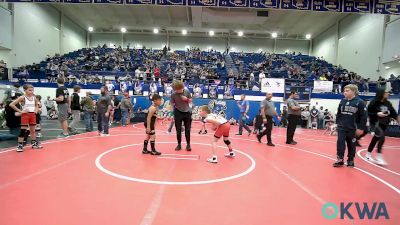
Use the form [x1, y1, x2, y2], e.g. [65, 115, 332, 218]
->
[174, 109, 192, 145]
[368, 124, 387, 154]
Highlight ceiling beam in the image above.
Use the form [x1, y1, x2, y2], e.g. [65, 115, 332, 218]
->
[167, 7, 172, 25]
[191, 7, 202, 29]
[186, 6, 191, 25]
[146, 6, 155, 25]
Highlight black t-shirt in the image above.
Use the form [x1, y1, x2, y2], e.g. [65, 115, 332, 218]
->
[56, 86, 69, 104]
[114, 98, 120, 107]
[5, 102, 21, 128]
[71, 93, 80, 110]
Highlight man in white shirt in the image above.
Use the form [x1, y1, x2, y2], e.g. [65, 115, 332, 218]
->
[259, 71, 266, 83]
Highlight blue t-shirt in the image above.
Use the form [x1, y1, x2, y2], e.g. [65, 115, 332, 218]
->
[240, 100, 249, 113]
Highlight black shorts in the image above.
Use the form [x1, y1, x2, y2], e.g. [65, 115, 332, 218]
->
[144, 122, 155, 135]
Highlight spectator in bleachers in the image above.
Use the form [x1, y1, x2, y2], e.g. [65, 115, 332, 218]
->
[44, 96, 55, 117]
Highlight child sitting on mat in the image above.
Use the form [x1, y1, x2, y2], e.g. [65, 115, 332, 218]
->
[198, 105, 234, 164]
[142, 94, 162, 155]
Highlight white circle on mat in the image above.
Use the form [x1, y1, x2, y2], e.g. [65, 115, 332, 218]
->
[95, 142, 256, 185]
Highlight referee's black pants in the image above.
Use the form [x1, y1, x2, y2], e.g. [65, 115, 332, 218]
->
[174, 109, 192, 145]
[286, 114, 300, 143]
[258, 116, 273, 143]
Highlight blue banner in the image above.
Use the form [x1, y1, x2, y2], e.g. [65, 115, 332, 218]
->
[64, 0, 91, 2]
[188, 0, 218, 6]
[5, 0, 33, 2]
[156, 0, 186, 5]
[312, 0, 342, 12]
[343, 0, 372, 13]
[250, 0, 279, 8]
[125, 0, 155, 3]
[93, 0, 123, 3]
[281, 0, 311, 10]
[374, 0, 400, 14]
[219, 0, 250, 8]
[34, 0, 63, 2]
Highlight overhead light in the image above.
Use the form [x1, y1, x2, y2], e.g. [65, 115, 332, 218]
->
[88, 27, 94, 32]
[209, 30, 215, 36]
[385, 66, 391, 69]
[271, 32, 278, 38]
[153, 28, 159, 34]
[182, 29, 187, 35]
[231, 47, 236, 52]
[258, 48, 263, 52]
[207, 46, 213, 50]
[121, 27, 127, 33]
[185, 45, 190, 49]
[238, 31, 243, 37]
[305, 34, 312, 39]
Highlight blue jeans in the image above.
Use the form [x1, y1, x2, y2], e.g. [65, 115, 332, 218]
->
[97, 112, 109, 134]
[84, 111, 94, 131]
[238, 112, 251, 134]
[318, 118, 324, 129]
[121, 109, 129, 126]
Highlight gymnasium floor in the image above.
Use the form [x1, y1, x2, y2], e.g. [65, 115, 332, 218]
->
[0, 121, 399, 225]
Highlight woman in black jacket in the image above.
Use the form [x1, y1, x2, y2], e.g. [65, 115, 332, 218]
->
[366, 88, 399, 165]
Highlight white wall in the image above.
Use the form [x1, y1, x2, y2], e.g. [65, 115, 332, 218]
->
[230, 37, 274, 53]
[337, 14, 384, 79]
[0, 6, 12, 50]
[312, 24, 337, 64]
[383, 65, 400, 78]
[382, 18, 400, 63]
[1, 4, 86, 68]
[275, 39, 310, 55]
[312, 14, 386, 80]
[90, 33, 122, 48]
[62, 15, 87, 54]
[11, 4, 60, 67]
[125, 34, 168, 50]
[170, 36, 226, 52]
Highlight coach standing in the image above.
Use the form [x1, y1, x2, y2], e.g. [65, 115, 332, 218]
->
[171, 80, 193, 151]
[236, 94, 252, 136]
[286, 91, 301, 145]
[257, 92, 279, 146]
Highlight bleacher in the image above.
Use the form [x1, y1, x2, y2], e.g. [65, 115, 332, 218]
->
[9, 47, 400, 94]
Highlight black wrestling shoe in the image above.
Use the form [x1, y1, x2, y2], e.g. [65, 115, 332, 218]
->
[142, 149, 151, 154]
[186, 145, 192, 151]
[346, 161, 355, 168]
[175, 144, 182, 151]
[333, 159, 344, 167]
[150, 150, 161, 155]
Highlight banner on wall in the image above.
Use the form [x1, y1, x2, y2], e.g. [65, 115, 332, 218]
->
[261, 78, 285, 93]
[313, 80, 333, 93]
[3, 0, 400, 15]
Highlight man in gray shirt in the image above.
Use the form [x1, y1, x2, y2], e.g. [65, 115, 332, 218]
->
[96, 86, 113, 136]
[170, 80, 193, 151]
[257, 92, 279, 146]
[286, 91, 301, 145]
